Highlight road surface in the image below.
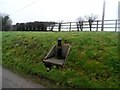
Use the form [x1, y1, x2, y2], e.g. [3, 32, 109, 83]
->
[1, 65, 46, 88]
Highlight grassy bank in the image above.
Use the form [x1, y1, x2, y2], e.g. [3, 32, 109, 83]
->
[2, 31, 119, 88]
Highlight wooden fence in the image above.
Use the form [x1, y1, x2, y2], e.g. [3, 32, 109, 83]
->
[51, 19, 120, 32]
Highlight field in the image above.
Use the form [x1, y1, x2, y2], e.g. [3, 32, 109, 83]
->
[2, 31, 119, 88]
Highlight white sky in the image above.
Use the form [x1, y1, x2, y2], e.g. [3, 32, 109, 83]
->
[0, 0, 119, 24]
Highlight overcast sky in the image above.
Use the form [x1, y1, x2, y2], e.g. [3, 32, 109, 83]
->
[0, 0, 119, 24]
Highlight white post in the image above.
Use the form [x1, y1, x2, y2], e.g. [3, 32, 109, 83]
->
[118, 1, 120, 32]
[0, 15, 2, 90]
[101, 0, 106, 31]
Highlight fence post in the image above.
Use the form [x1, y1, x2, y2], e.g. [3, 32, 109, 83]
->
[76, 22, 79, 31]
[58, 23, 61, 32]
[115, 20, 117, 32]
[96, 20, 99, 31]
[69, 22, 71, 31]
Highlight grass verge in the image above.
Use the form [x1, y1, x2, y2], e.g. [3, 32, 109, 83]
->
[2, 31, 119, 88]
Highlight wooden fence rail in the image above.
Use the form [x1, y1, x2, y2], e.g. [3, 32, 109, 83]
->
[52, 19, 120, 32]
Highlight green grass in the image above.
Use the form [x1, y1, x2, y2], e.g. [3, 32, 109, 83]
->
[2, 31, 119, 88]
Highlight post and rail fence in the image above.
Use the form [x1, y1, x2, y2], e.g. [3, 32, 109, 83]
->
[52, 19, 120, 32]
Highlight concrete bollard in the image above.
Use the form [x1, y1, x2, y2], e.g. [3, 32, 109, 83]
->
[57, 38, 62, 58]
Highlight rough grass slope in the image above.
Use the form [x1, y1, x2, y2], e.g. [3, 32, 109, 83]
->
[2, 32, 119, 88]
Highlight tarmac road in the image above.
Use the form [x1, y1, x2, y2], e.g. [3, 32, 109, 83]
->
[1, 65, 46, 88]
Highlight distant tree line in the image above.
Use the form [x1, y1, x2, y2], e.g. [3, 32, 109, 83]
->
[13, 21, 56, 31]
[0, 13, 56, 31]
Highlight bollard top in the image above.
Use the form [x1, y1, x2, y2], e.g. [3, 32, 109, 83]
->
[58, 38, 62, 41]
[58, 38, 62, 46]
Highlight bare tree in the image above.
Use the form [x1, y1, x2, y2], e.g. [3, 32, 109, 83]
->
[85, 14, 98, 31]
[49, 22, 56, 31]
[76, 17, 84, 31]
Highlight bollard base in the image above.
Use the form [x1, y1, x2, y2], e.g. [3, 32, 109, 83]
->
[43, 57, 65, 66]
[43, 44, 70, 67]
